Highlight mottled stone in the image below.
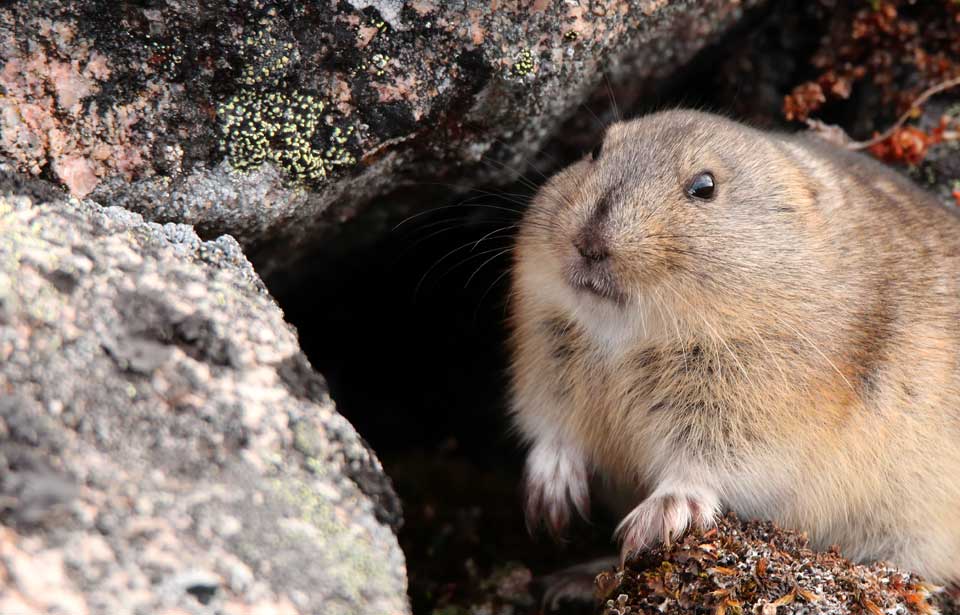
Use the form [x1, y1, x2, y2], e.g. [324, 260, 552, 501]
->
[0, 182, 408, 615]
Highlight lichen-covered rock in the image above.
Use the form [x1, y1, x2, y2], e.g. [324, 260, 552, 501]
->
[911, 98, 960, 207]
[0, 0, 762, 274]
[601, 514, 953, 615]
[0, 178, 408, 615]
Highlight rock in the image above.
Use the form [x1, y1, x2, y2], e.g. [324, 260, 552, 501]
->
[599, 514, 952, 615]
[0, 0, 763, 274]
[911, 97, 960, 208]
[0, 182, 408, 615]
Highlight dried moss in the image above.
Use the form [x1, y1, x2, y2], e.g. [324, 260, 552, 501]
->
[602, 514, 945, 615]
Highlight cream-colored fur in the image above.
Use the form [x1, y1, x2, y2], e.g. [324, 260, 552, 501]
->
[508, 110, 960, 582]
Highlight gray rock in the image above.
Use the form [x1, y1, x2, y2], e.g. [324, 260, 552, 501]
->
[0, 0, 763, 275]
[912, 97, 960, 208]
[0, 186, 408, 614]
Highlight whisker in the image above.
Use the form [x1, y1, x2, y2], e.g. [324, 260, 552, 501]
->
[488, 137, 556, 185]
[414, 240, 487, 298]
[398, 214, 520, 237]
[579, 98, 610, 132]
[398, 220, 515, 257]
[475, 267, 514, 324]
[392, 202, 529, 231]
[478, 156, 543, 193]
[666, 284, 750, 383]
[470, 223, 521, 250]
[478, 155, 578, 212]
[437, 244, 515, 284]
[465, 247, 515, 288]
[603, 72, 622, 123]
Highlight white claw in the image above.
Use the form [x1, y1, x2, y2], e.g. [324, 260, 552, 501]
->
[616, 485, 719, 564]
[524, 437, 590, 538]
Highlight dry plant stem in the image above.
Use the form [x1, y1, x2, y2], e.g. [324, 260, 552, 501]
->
[846, 76, 960, 151]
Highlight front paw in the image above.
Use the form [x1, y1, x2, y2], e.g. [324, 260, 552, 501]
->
[615, 487, 719, 564]
[524, 440, 589, 539]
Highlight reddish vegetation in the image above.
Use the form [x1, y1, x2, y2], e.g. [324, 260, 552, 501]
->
[867, 116, 951, 166]
[783, 1, 960, 166]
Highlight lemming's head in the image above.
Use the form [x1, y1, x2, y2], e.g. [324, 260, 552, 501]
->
[514, 109, 820, 343]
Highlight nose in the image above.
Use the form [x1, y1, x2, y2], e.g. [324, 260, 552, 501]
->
[574, 227, 609, 262]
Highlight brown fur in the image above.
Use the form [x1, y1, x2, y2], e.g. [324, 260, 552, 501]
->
[509, 110, 960, 581]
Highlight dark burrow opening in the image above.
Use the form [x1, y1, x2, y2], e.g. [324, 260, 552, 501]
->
[274, 181, 624, 614]
[264, 1, 936, 612]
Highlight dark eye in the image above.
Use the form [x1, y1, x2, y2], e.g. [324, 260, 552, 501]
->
[591, 142, 603, 161]
[686, 172, 716, 200]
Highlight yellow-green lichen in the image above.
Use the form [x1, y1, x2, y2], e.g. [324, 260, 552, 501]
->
[511, 48, 536, 77]
[147, 34, 185, 76]
[269, 475, 401, 614]
[370, 53, 390, 77]
[217, 89, 357, 184]
[239, 28, 297, 86]
[368, 14, 388, 32]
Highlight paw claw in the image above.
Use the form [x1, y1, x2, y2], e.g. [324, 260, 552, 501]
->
[523, 439, 589, 540]
[615, 488, 719, 564]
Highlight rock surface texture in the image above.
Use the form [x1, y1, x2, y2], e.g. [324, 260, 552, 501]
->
[0, 180, 407, 615]
[0, 0, 761, 273]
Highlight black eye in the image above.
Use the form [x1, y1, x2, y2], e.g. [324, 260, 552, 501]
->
[686, 172, 715, 200]
[591, 142, 603, 161]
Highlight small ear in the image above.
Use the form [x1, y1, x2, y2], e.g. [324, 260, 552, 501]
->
[779, 141, 838, 215]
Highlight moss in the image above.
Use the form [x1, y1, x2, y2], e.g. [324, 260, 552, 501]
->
[217, 89, 357, 184]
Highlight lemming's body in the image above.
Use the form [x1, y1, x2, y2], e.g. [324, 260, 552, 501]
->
[509, 110, 960, 582]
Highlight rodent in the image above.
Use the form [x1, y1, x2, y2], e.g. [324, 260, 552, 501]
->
[508, 109, 960, 583]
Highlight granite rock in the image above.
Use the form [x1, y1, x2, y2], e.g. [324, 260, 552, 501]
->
[0, 179, 408, 615]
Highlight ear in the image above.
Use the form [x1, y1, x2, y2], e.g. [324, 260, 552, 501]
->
[779, 141, 838, 217]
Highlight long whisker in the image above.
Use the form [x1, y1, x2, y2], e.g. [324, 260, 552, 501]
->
[488, 137, 557, 184]
[579, 98, 610, 132]
[603, 72, 622, 123]
[414, 241, 487, 298]
[392, 202, 529, 231]
[471, 223, 521, 251]
[436, 244, 515, 284]
[475, 266, 514, 324]
[478, 155, 578, 212]
[465, 247, 515, 288]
